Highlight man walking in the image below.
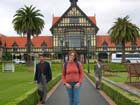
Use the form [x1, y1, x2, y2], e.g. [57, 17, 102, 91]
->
[34, 54, 52, 104]
[94, 59, 103, 89]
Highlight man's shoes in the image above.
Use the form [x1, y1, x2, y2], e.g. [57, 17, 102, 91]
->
[96, 83, 98, 89]
[41, 101, 46, 105]
[96, 87, 100, 90]
[40, 97, 42, 101]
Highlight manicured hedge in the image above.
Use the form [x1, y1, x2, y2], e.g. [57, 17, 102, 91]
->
[85, 72, 140, 105]
[5, 74, 61, 105]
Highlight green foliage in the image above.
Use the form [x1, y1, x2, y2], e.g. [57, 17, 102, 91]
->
[12, 5, 44, 35]
[0, 72, 36, 105]
[48, 75, 61, 92]
[108, 16, 140, 62]
[2, 53, 12, 61]
[12, 5, 45, 65]
[108, 15, 140, 44]
[108, 63, 126, 70]
[83, 64, 94, 73]
[83, 63, 126, 73]
[0, 64, 62, 105]
[86, 73, 140, 105]
[5, 75, 61, 105]
[51, 64, 62, 78]
[51, 59, 61, 64]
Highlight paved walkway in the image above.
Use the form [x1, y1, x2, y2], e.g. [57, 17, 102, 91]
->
[45, 77, 110, 105]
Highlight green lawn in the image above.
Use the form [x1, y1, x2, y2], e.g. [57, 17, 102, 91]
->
[0, 63, 61, 105]
[84, 63, 129, 82]
[83, 63, 126, 72]
[105, 72, 128, 82]
[0, 62, 131, 104]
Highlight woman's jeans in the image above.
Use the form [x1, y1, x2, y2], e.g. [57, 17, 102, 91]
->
[66, 82, 81, 105]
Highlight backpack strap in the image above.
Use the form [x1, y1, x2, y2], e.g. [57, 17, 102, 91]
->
[64, 62, 68, 75]
[64, 61, 80, 75]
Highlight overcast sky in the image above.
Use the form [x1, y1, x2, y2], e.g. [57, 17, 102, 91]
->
[0, 0, 140, 36]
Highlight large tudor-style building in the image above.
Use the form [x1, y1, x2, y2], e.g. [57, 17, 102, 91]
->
[0, 0, 140, 62]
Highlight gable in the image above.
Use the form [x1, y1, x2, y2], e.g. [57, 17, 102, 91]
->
[50, 5, 99, 33]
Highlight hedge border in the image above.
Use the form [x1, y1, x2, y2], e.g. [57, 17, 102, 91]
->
[5, 74, 61, 105]
[85, 72, 140, 105]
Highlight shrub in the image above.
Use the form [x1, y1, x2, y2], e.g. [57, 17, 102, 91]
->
[85, 72, 140, 105]
[5, 74, 61, 105]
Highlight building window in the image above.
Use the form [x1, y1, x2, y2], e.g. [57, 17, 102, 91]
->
[41, 42, 47, 53]
[65, 31, 83, 48]
[69, 18, 79, 24]
[102, 41, 108, 51]
[12, 42, 18, 52]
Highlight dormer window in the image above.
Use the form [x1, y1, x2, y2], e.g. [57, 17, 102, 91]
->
[102, 41, 108, 51]
[41, 41, 47, 53]
[12, 42, 18, 52]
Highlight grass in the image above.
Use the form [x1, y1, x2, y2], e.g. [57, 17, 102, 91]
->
[83, 63, 129, 82]
[0, 63, 61, 105]
[102, 63, 127, 82]
[105, 72, 128, 82]
[83, 63, 126, 72]
[108, 63, 126, 71]
[0, 62, 133, 104]
[83, 64, 94, 73]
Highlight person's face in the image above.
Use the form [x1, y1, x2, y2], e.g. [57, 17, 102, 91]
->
[39, 55, 44, 62]
[69, 52, 75, 62]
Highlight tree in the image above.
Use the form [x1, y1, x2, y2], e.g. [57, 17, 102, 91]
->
[108, 16, 140, 63]
[12, 5, 45, 65]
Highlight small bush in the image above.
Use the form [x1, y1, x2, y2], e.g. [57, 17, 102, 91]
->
[86, 72, 140, 105]
[5, 74, 61, 105]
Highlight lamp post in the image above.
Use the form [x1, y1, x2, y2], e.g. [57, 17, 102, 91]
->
[87, 38, 90, 73]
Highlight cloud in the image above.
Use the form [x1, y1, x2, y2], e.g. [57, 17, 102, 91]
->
[0, 0, 140, 36]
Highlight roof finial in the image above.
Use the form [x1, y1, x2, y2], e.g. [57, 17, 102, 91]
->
[70, 0, 78, 5]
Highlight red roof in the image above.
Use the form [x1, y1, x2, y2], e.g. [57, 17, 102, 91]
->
[0, 35, 53, 48]
[0, 34, 7, 46]
[96, 35, 140, 47]
[52, 17, 60, 25]
[89, 16, 96, 25]
[96, 36, 115, 47]
[52, 16, 96, 25]
[32, 36, 53, 48]
[1, 35, 140, 49]
[5, 37, 27, 48]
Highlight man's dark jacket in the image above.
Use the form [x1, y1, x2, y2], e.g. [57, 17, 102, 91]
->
[34, 61, 52, 83]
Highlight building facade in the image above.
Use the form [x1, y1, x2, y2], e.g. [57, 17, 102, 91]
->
[0, 35, 53, 61]
[50, 0, 99, 63]
[0, 0, 140, 62]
